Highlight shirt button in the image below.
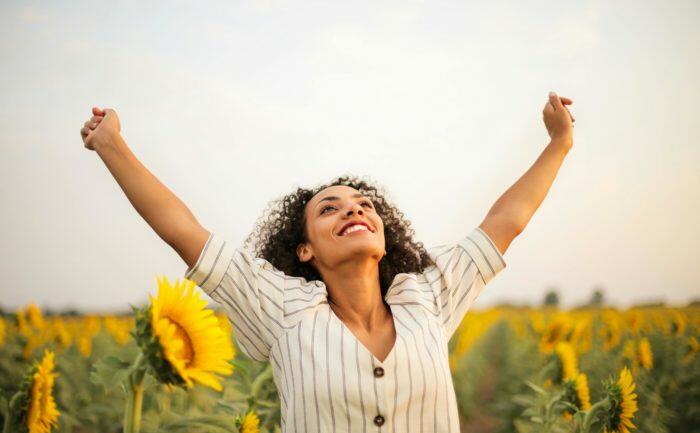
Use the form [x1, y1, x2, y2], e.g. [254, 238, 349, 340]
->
[374, 367, 384, 378]
[374, 414, 385, 426]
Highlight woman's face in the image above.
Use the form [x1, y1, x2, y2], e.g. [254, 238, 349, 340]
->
[297, 185, 386, 269]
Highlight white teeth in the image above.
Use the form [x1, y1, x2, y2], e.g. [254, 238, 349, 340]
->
[342, 225, 369, 236]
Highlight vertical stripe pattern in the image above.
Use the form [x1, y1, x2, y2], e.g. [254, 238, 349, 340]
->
[183, 227, 506, 432]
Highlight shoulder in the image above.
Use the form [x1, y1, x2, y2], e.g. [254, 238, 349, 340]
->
[385, 272, 439, 315]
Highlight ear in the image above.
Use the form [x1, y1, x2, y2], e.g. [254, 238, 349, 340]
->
[297, 243, 313, 263]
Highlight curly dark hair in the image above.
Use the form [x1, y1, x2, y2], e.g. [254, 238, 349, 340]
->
[243, 174, 436, 299]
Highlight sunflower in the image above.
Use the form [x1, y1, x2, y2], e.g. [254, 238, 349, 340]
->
[575, 373, 591, 410]
[602, 367, 638, 433]
[23, 333, 44, 361]
[636, 338, 653, 371]
[671, 312, 686, 336]
[554, 341, 579, 382]
[600, 318, 622, 350]
[134, 276, 235, 391]
[48, 317, 72, 349]
[565, 373, 591, 410]
[17, 308, 31, 336]
[568, 319, 592, 354]
[563, 373, 591, 418]
[27, 350, 60, 433]
[625, 311, 643, 336]
[235, 410, 261, 433]
[9, 349, 61, 433]
[540, 316, 570, 353]
[26, 303, 46, 330]
[622, 340, 636, 363]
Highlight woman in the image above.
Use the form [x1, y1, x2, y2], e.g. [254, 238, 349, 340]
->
[79, 91, 575, 432]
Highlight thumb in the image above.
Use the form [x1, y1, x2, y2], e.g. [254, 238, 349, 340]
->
[548, 91, 564, 110]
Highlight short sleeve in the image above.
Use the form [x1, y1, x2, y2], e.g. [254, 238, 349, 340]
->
[184, 232, 292, 362]
[423, 227, 506, 340]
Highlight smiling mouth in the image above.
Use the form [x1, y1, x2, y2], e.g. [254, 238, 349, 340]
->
[342, 229, 371, 236]
[338, 224, 373, 236]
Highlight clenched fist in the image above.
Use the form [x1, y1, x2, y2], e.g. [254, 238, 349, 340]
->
[80, 106, 121, 151]
[542, 91, 575, 144]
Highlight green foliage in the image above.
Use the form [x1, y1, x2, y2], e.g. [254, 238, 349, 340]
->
[1, 306, 698, 433]
[91, 356, 138, 393]
[511, 381, 574, 433]
[452, 320, 541, 433]
[452, 308, 699, 433]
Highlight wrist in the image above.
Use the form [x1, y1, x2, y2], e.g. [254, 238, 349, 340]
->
[549, 135, 573, 152]
[93, 130, 123, 153]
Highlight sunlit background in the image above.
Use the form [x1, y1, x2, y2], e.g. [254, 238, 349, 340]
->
[1, 0, 698, 312]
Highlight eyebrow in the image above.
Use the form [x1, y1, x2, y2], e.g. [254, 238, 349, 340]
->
[315, 193, 367, 209]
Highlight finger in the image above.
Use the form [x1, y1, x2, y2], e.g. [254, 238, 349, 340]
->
[92, 107, 105, 115]
[563, 106, 576, 121]
[561, 97, 573, 105]
[543, 100, 554, 113]
[548, 91, 564, 110]
[90, 115, 104, 123]
[81, 126, 91, 137]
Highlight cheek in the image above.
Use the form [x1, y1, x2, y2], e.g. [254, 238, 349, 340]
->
[310, 218, 335, 239]
[375, 217, 385, 232]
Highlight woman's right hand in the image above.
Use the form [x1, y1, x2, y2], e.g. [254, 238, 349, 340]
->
[80, 106, 121, 151]
[542, 91, 575, 143]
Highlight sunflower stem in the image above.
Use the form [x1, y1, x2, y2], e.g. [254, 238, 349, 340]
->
[3, 393, 21, 433]
[2, 391, 22, 433]
[581, 397, 609, 433]
[162, 386, 171, 415]
[123, 353, 147, 433]
[1, 414, 11, 433]
[1, 410, 11, 433]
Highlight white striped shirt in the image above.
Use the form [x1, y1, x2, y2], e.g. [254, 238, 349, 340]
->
[184, 226, 506, 433]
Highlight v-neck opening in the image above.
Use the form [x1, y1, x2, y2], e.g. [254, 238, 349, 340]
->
[328, 302, 398, 365]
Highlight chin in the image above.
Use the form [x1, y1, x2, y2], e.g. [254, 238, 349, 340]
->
[344, 245, 383, 258]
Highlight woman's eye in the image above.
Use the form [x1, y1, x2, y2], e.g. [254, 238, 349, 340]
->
[321, 201, 372, 214]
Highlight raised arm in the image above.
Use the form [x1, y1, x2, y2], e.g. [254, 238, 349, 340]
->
[479, 91, 575, 255]
[80, 107, 210, 269]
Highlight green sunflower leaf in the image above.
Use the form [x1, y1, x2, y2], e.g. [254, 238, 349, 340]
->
[90, 356, 136, 392]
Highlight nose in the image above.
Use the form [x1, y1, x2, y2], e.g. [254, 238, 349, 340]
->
[346, 202, 364, 216]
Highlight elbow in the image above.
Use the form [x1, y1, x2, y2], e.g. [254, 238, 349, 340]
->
[488, 212, 527, 238]
[479, 214, 522, 257]
[512, 219, 527, 237]
[503, 209, 529, 237]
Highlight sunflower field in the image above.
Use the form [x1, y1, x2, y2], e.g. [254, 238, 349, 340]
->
[0, 278, 698, 433]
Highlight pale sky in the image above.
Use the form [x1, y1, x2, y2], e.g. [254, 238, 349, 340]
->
[1, 0, 698, 312]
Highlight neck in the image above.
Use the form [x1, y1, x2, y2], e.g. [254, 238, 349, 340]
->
[321, 257, 388, 332]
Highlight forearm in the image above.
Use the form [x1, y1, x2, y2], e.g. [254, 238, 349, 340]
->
[485, 137, 572, 231]
[95, 133, 202, 251]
